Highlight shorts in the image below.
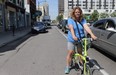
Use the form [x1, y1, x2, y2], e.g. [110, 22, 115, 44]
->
[67, 42, 82, 51]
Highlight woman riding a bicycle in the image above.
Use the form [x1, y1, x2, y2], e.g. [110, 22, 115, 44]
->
[65, 6, 97, 74]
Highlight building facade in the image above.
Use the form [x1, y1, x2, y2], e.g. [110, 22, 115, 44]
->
[38, 1, 49, 21]
[58, 0, 64, 15]
[0, 0, 37, 32]
[0, 0, 5, 32]
[29, 0, 36, 26]
[24, 0, 31, 27]
[5, 0, 25, 31]
[63, 0, 116, 19]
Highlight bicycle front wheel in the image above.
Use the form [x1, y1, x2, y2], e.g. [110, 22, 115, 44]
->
[82, 63, 92, 75]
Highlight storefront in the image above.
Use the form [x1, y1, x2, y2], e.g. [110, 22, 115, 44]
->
[0, 3, 3, 32]
[5, 1, 25, 30]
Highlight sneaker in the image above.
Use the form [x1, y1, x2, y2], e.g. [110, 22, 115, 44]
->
[65, 66, 70, 74]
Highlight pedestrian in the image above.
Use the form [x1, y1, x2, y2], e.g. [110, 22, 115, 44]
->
[64, 6, 97, 74]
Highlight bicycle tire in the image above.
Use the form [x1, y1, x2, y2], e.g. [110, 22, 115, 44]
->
[70, 56, 80, 71]
[86, 64, 92, 75]
[81, 63, 92, 75]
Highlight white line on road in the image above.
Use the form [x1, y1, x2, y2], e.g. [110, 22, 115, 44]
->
[55, 27, 67, 39]
[100, 69, 109, 75]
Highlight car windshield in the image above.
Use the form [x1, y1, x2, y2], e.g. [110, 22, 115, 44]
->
[35, 22, 44, 26]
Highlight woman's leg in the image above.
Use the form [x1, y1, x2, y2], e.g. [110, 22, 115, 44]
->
[65, 50, 74, 74]
[65, 42, 74, 74]
[66, 50, 74, 67]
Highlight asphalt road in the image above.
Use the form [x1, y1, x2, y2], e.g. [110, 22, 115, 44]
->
[0, 26, 115, 75]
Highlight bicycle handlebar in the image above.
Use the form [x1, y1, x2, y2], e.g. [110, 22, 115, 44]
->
[81, 37, 97, 44]
[81, 38, 94, 42]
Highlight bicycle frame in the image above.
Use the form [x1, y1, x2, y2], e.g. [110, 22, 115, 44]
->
[72, 38, 103, 75]
[74, 38, 91, 75]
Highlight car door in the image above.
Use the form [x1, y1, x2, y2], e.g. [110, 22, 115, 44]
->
[100, 19, 116, 57]
[91, 19, 106, 47]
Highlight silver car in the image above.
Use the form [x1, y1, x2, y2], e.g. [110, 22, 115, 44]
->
[89, 17, 116, 58]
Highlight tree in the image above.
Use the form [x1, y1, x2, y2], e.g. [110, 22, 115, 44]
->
[111, 12, 116, 17]
[90, 10, 99, 21]
[83, 14, 91, 22]
[56, 14, 63, 22]
[100, 13, 109, 19]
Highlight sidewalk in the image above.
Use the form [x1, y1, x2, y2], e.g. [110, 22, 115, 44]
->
[0, 27, 31, 48]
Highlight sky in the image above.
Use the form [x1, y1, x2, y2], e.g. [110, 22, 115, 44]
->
[36, 0, 58, 20]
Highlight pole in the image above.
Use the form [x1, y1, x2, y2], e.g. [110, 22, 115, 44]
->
[12, 24, 15, 36]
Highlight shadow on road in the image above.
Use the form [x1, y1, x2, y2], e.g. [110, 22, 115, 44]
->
[93, 47, 116, 62]
[0, 30, 50, 54]
[0, 33, 32, 53]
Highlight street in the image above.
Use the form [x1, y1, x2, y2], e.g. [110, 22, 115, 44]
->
[0, 26, 115, 75]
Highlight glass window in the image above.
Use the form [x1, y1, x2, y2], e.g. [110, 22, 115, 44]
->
[93, 20, 106, 29]
[105, 20, 115, 29]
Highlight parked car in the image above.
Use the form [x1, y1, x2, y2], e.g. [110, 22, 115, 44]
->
[31, 22, 47, 34]
[89, 21, 94, 26]
[61, 19, 68, 33]
[57, 21, 62, 29]
[89, 17, 116, 58]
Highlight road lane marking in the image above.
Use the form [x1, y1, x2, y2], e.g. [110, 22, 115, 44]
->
[55, 27, 67, 39]
[100, 69, 109, 75]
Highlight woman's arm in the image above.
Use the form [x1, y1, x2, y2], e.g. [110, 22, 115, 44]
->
[84, 24, 97, 40]
[68, 25, 78, 41]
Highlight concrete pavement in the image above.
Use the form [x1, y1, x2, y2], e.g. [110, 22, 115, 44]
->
[0, 27, 31, 48]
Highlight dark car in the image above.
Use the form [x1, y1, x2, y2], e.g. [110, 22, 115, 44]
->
[31, 22, 47, 34]
[61, 19, 68, 33]
[57, 21, 62, 29]
[89, 17, 116, 58]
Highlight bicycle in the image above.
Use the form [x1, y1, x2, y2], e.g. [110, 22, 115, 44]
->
[70, 38, 103, 75]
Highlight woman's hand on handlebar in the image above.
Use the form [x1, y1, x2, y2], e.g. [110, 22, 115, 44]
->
[73, 36, 78, 41]
[91, 34, 97, 40]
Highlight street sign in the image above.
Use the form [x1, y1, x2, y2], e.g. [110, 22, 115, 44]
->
[35, 10, 42, 17]
[32, 11, 42, 19]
